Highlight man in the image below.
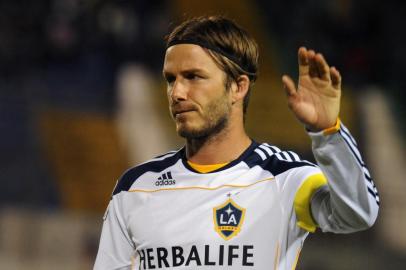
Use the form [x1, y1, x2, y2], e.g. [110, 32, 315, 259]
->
[94, 16, 379, 269]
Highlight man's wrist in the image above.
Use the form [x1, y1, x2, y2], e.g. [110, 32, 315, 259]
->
[305, 118, 341, 135]
[321, 118, 341, 135]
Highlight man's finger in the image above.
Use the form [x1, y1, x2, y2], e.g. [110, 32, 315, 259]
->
[298, 47, 309, 76]
[315, 53, 331, 81]
[282, 75, 297, 96]
[330, 67, 342, 90]
[308, 50, 319, 78]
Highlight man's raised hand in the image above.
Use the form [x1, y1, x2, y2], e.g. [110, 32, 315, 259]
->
[282, 47, 341, 132]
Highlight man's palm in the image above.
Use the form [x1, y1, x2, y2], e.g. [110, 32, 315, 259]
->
[282, 47, 341, 132]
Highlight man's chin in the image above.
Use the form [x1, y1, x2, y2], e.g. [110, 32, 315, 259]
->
[176, 123, 209, 139]
[177, 128, 207, 139]
[176, 118, 228, 140]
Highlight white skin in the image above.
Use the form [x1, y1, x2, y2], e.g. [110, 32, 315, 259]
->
[163, 45, 341, 164]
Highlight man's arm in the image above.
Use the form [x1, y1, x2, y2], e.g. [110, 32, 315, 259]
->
[308, 120, 379, 232]
[283, 48, 379, 232]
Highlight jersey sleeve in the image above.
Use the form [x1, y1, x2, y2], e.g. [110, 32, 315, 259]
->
[94, 194, 134, 270]
[308, 120, 380, 233]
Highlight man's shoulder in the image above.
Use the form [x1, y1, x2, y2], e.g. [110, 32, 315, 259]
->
[112, 149, 183, 195]
[247, 142, 316, 176]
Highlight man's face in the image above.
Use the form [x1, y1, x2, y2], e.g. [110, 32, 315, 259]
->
[163, 44, 232, 139]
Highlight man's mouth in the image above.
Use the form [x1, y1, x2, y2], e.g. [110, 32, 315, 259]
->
[174, 110, 194, 118]
[172, 104, 197, 118]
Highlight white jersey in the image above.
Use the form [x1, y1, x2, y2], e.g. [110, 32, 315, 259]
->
[94, 122, 379, 269]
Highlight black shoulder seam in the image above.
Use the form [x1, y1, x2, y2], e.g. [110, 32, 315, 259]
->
[112, 149, 182, 196]
[261, 156, 314, 176]
[246, 143, 315, 175]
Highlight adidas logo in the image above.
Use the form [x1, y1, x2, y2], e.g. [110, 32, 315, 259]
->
[155, 171, 176, 186]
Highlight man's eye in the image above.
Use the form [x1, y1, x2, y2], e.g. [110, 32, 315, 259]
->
[165, 76, 175, 84]
[185, 73, 200, 80]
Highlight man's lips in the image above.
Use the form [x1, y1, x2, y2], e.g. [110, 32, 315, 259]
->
[171, 104, 198, 118]
[173, 110, 195, 119]
[175, 108, 194, 114]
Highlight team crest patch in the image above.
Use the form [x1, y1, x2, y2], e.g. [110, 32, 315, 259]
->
[213, 198, 246, 240]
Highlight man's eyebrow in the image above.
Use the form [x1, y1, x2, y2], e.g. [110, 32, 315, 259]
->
[181, 68, 206, 74]
[163, 68, 207, 77]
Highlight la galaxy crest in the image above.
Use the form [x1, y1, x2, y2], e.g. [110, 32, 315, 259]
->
[213, 198, 246, 240]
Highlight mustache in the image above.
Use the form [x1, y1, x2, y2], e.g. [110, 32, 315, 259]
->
[170, 102, 199, 116]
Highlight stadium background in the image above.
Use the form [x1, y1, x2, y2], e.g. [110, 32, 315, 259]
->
[0, 0, 405, 269]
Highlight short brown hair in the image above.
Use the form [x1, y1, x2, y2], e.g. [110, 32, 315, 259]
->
[166, 16, 259, 116]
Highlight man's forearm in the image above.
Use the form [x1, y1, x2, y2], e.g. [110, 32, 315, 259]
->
[309, 121, 379, 233]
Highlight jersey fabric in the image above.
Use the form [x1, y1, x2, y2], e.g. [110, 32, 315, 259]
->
[94, 122, 379, 270]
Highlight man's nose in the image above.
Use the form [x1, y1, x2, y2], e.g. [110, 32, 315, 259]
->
[170, 79, 188, 102]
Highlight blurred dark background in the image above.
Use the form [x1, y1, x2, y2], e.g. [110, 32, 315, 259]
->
[0, 0, 405, 269]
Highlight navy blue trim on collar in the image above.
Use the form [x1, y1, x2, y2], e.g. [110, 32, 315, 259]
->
[181, 140, 259, 174]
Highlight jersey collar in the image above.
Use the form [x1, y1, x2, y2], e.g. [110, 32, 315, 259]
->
[180, 140, 259, 174]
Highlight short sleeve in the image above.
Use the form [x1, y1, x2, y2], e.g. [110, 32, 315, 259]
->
[94, 196, 134, 269]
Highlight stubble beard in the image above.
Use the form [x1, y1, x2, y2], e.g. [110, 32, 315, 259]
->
[177, 97, 231, 141]
[178, 113, 228, 140]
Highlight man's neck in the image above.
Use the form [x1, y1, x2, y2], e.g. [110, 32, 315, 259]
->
[185, 125, 251, 165]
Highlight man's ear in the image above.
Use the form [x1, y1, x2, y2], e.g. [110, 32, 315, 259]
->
[231, 75, 250, 104]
